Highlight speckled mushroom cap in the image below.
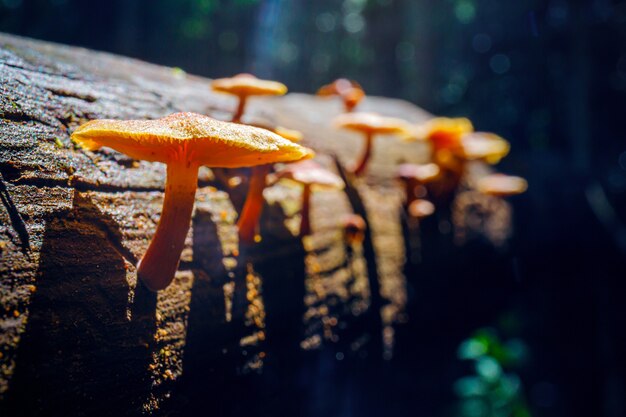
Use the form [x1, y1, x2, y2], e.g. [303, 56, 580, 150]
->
[71, 112, 314, 167]
[211, 73, 287, 97]
[396, 163, 440, 182]
[274, 160, 345, 190]
[333, 112, 410, 135]
[458, 132, 510, 164]
[476, 174, 528, 197]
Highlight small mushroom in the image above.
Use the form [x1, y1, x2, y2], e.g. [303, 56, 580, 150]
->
[408, 117, 477, 203]
[395, 163, 440, 207]
[317, 79, 365, 112]
[273, 160, 345, 237]
[408, 199, 436, 219]
[342, 214, 367, 246]
[413, 117, 474, 152]
[334, 112, 409, 176]
[235, 116, 308, 243]
[71, 112, 313, 291]
[211, 73, 287, 123]
[476, 174, 528, 197]
[457, 132, 510, 165]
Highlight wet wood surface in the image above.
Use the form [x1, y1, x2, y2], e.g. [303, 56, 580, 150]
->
[0, 33, 437, 416]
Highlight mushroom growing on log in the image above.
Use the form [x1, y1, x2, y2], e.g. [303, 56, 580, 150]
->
[236, 115, 311, 244]
[476, 174, 528, 197]
[272, 160, 345, 237]
[457, 132, 510, 165]
[317, 78, 366, 112]
[334, 112, 409, 176]
[342, 213, 367, 246]
[71, 112, 313, 291]
[410, 117, 511, 205]
[211, 74, 287, 123]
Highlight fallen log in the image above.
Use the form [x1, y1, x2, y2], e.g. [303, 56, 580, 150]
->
[0, 33, 431, 416]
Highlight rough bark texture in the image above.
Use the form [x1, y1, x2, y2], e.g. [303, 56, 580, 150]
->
[0, 33, 432, 416]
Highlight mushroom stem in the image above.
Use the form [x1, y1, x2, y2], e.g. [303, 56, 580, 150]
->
[237, 164, 271, 244]
[353, 132, 374, 176]
[232, 95, 248, 123]
[137, 159, 199, 291]
[299, 184, 312, 237]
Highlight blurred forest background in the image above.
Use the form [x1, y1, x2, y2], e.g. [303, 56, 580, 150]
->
[2, 1, 626, 417]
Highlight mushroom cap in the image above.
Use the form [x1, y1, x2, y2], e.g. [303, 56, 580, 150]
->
[71, 112, 314, 167]
[412, 117, 474, 150]
[274, 160, 345, 190]
[211, 73, 287, 97]
[396, 163, 440, 183]
[333, 112, 410, 135]
[317, 79, 365, 110]
[408, 199, 436, 218]
[342, 213, 367, 244]
[342, 213, 366, 232]
[458, 132, 510, 164]
[343, 87, 366, 110]
[317, 78, 363, 97]
[476, 174, 528, 197]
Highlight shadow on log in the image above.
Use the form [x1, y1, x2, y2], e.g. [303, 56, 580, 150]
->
[1, 192, 157, 417]
[246, 199, 308, 416]
[165, 198, 245, 417]
[332, 156, 383, 359]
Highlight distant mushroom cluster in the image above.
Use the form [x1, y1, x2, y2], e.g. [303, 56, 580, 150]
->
[70, 73, 526, 293]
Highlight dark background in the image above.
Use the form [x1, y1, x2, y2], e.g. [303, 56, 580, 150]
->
[1, 1, 625, 416]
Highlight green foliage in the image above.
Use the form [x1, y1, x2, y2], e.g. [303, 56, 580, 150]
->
[454, 328, 531, 417]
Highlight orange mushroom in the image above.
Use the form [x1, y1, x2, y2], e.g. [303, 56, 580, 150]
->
[273, 160, 345, 237]
[334, 112, 409, 176]
[71, 112, 313, 291]
[317, 79, 365, 112]
[342, 214, 367, 246]
[476, 174, 528, 197]
[409, 118, 477, 204]
[235, 115, 308, 244]
[412, 118, 510, 168]
[211, 73, 287, 123]
[413, 117, 474, 153]
[457, 132, 510, 165]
